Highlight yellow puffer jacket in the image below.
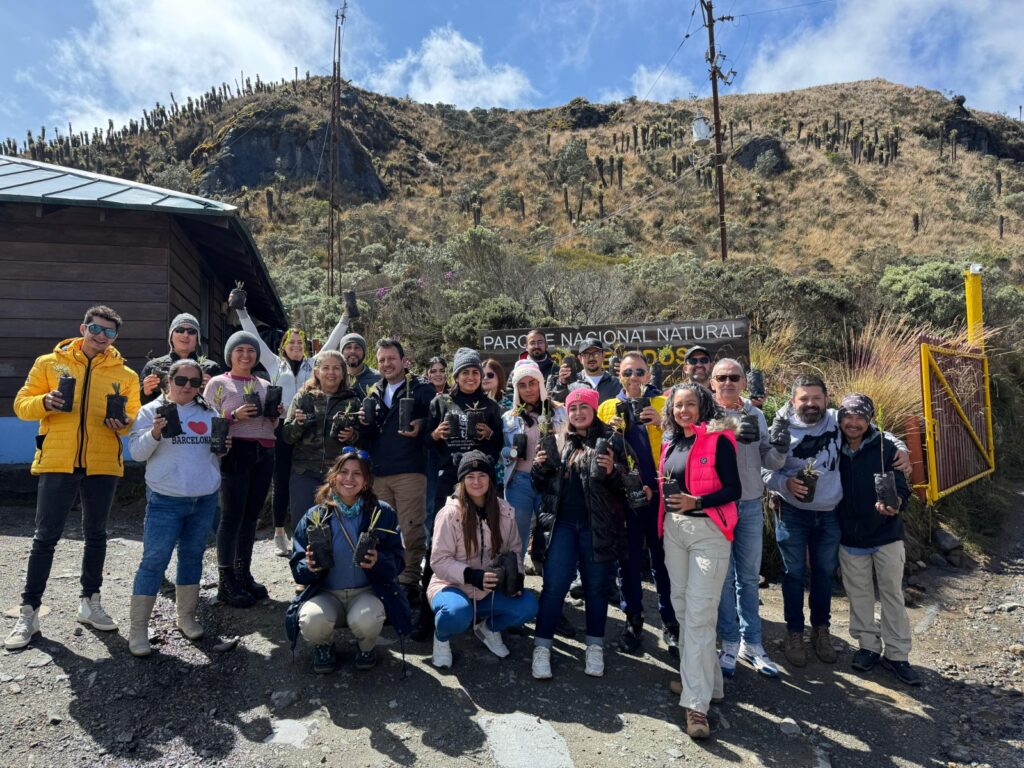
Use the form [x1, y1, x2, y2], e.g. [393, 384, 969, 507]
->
[598, 394, 667, 469]
[14, 338, 141, 476]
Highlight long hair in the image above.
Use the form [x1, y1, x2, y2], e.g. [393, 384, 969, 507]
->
[278, 327, 307, 360]
[456, 479, 502, 559]
[482, 358, 507, 400]
[559, 406, 605, 470]
[301, 349, 345, 394]
[314, 452, 378, 512]
[661, 383, 721, 436]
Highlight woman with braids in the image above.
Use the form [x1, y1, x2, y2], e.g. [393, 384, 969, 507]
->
[658, 383, 741, 740]
[428, 452, 537, 669]
[288, 449, 411, 673]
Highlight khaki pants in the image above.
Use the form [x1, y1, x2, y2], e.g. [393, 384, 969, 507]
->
[839, 541, 912, 661]
[373, 473, 427, 585]
[298, 587, 384, 651]
[663, 514, 731, 714]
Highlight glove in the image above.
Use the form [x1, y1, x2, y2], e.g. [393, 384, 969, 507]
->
[736, 418, 759, 444]
[769, 414, 791, 451]
[463, 568, 487, 590]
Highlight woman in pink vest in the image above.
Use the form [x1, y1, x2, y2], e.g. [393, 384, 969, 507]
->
[658, 383, 741, 740]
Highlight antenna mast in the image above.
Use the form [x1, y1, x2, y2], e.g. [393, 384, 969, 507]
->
[327, 2, 348, 295]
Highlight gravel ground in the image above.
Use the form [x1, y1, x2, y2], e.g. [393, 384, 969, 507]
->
[1, 491, 1022, 768]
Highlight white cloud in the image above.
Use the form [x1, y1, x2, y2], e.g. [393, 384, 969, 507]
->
[599, 65, 697, 103]
[365, 26, 535, 108]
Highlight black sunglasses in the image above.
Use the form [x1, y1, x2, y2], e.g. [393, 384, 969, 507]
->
[687, 356, 711, 365]
[484, 371, 497, 379]
[621, 368, 647, 377]
[85, 323, 117, 339]
[713, 374, 742, 383]
[172, 375, 203, 388]
[173, 327, 198, 336]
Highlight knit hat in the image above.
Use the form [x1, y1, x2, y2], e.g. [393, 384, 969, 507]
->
[564, 383, 599, 411]
[224, 330, 261, 366]
[578, 337, 604, 355]
[340, 332, 367, 354]
[838, 392, 875, 422]
[452, 347, 482, 376]
[168, 313, 201, 347]
[457, 450, 496, 484]
[510, 361, 548, 408]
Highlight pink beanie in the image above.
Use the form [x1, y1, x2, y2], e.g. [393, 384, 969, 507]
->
[564, 385, 599, 411]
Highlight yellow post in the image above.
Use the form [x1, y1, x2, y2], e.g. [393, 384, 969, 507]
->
[964, 263, 984, 350]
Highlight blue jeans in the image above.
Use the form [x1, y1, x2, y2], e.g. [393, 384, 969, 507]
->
[431, 587, 539, 642]
[133, 489, 218, 596]
[535, 520, 615, 647]
[504, 471, 541, 566]
[717, 498, 766, 645]
[774, 501, 842, 633]
[619, 502, 677, 629]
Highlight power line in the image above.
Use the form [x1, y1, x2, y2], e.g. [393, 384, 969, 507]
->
[734, 0, 836, 18]
[640, 0, 699, 102]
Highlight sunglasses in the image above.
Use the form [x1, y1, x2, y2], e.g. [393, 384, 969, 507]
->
[342, 446, 371, 461]
[687, 356, 710, 365]
[713, 374, 742, 383]
[172, 375, 203, 388]
[484, 371, 496, 379]
[173, 327, 198, 336]
[86, 323, 117, 339]
[621, 368, 647, 378]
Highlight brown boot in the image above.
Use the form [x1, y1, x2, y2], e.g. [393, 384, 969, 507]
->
[784, 631, 807, 667]
[810, 626, 837, 663]
[686, 709, 710, 739]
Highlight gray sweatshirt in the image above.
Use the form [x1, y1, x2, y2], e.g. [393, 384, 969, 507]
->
[129, 399, 223, 498]
[720, 399, 786, 501]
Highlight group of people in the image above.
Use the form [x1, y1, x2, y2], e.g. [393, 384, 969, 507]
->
[6, 304, 920, 741]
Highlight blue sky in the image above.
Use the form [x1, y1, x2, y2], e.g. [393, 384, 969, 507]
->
[3, 0, 1024, 144]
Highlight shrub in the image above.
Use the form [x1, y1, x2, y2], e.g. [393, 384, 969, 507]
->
[754, 150, 783, 178]
[442, 295, 531, 349]
[1003, 192, 1024, 218]
[878, 261, 964, 328]
[552, 138, 592, 185]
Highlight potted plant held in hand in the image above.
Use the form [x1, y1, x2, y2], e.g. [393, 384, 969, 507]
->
[465, 401, 486, 443]
[873, 407, 900, 509]
[156, 391, 183, 439]
[538, 400, 560, 470]
[209, 385, 230, 455]
[227, 280, 247, 310]
[795, 458, 821, 503]
[397, 372, 415, 433]
[263, 369, 283, 418]
[352, 506, 398, 567]
[53, 364, 75, 413]
[105, 382, 128, 423]
[306, 506, 335, 571]
[242, 380, 262, 415]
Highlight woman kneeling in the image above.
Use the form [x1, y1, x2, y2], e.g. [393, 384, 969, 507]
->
[290, 450, 411, 673]
[429, 451, 538, 669]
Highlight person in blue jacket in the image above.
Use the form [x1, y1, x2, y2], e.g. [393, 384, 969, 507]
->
[288, 449, 412, 674]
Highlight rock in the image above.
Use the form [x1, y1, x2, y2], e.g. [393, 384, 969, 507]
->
[213, 637, 239, 653]
[933, 528, 962, 553]
[982, 605, 997, 614]
[9, 683, 22, 694]
[904, 533, 925, 563]
[916, 560, 927, 569]
[271, 689, 299, 711]
[1007, 644, 1024, 658]
[929, 553, 949, 569]
[780, 717, 801, 735]
[47, 712, 62, 725]
[731, 136, 789, 175]
[945, 550, 963, 568]
[26, 651, 53, 668]
[115, 729, 134, 744]
[665, 747, 684, 759]
[998, 602, 1023, 613]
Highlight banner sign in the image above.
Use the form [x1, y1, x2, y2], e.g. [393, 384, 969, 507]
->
[479, 318, 750, 375]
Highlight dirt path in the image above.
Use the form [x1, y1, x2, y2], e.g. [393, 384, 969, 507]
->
[1, 491, 1022, 768]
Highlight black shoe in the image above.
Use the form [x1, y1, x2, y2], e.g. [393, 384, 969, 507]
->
[234, 560, 269, 601]
[217, 567, 256, 608]
[409, 607, 435, 643]
[663, 625, 680, 661]
[607, 582, 622, 606]
[354, 648, 378, 671]
[880, 657, 921, 686]
[851, 648, 881, 672]
[569, 577, 584, 600]
[555, 612, 576, 639]
[312, 644, 336, 674]
[619, 622, 643, 654]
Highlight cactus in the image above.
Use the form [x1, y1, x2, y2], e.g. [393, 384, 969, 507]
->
[266, 188, 274, 219]
[597, 188, 604, 218]
[518, 192, 526, 221]
[912, 213, 920, 234]
[616, 156, 623, 189]
[996, 169, 1002, 196]
[563, 184, 571, 223]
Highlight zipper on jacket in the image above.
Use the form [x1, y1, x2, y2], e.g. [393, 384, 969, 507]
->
[75, 355, 95, 469]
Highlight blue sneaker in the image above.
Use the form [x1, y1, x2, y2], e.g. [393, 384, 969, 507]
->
[739, 642, 780, 678]
[719, 641, 739, 678]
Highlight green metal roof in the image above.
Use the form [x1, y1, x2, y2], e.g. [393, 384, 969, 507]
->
[0, 154, 235, 214]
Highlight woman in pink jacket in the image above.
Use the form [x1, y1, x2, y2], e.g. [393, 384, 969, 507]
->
[428, 451, 538, 669]
[658, 383, 741, 740]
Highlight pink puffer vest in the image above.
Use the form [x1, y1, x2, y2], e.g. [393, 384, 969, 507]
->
[658, 422, 738, 541]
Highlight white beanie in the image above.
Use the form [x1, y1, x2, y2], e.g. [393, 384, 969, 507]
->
[510, 361, 548, 411]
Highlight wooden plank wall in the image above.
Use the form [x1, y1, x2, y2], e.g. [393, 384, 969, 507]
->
[0, 203, 170, 416]
[169, 219, 228, 364]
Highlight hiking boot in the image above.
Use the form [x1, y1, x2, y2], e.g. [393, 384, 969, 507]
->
[273, 530, 292, 558]
[569, 577, 584, 600]
[128, 595, 156, 657]
[175, 584, 204, 640]
[474, 620, 510, 659]
[810, 626, 837, 664]
[532, 646, 553, 679]
[719, 640, 739, 678]
[432, 636, 453, 669]
[584, 644, 604, 677]
[880, 657, 921, 686]
[663, 625, 680, 661]
[78, 593, 117, 631]
[851, 648, 881, 672]
[234, 560, 269, 601]
[312, 644, 336, 674]
[4, 605, 39, 650]
[555, 612, 576, 639]
[739, 641, 780, 678]
[618, 616, 643, 655]
[217, 567, 256, 608]
[686, 709, 711, 739]
[784, 631, 807, 668]
[354, 648, 378, 671]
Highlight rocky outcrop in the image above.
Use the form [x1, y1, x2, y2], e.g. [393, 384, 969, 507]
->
[731, 135, 789, 174]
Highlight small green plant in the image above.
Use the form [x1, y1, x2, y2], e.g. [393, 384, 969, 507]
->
[243, 381, 256, 396]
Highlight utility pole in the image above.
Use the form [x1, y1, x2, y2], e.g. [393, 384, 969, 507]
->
[701, 0, 729, 261]
[327, 2, 347, 296]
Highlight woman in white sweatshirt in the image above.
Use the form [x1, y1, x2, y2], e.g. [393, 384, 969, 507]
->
[126, 360, 231, 657]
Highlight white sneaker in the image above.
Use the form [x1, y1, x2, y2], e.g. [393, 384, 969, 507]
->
[584, 643, 604, 677]
[4, 605, 39, 650]
[432, 636, 453, 669]
[532, 646, 552, 679]
[474, 620, 510, 658]
[719, 639, 739, 678]
[739, 641, 780, 678]
[273, 531, 291, 557]
[77, 593, 117, 631]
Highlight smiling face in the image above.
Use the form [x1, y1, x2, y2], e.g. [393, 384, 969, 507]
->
[482, 364, 500, 396]
[463, 470, 491, 504]
[793, 385, 827, 424]
[168, 364, 202, 405]
[456, 366, 481, 394]
[80, 316, 118, 357]
[618, 353, 650, 398]
[683, 352, 711, 384]
[580, 347, 604, 374]
[332, 459, 368, 506]
[526, 332, 547, 361]
[229, 343, 257, 375]
[567, 401, 595, 431]
[516, 375, 541, 405]
[671, 388, 701, 433]
[427, 363, 447, 391]
[343, 341, 365, 370]
[283, 331, 305, 362]
[376, 345, 404, 383]
[840, 413, 870, 445]
[170, 325, 198, 357]
[710, 360, 745, 406]
[316, 355, 344, 393]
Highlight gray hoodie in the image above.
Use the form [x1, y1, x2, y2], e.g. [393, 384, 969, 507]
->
[719, 398, 786, 501]
[129, 399, 223, 498]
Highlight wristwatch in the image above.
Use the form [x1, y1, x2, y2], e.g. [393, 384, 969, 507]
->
[693, 496, 703, 511]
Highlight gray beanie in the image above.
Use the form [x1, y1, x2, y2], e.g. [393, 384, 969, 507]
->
[340, 332, 367, 354]
[224, 330, 261, 366]
[169, 313, 201, 346]
[452, 347, 482, 376]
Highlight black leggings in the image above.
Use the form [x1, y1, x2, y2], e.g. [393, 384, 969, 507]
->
[217, 440, 275, 567]
[271, 425, 293, 528]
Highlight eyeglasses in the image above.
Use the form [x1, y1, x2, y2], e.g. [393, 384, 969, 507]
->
[484, 372, 496, 379]
[713, 374, 742, 383]
[687, 356, 710, 365]
[172, 375, 203, 387]
[580, 350, 603, 357]
[621, 368, 647, 378]
[341, 446, 371, 461]
[86, 323, 117, 339]
[173, 327, 198, 336]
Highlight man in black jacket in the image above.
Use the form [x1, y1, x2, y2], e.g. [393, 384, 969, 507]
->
[139, 313, 221, 404]
[548, 338, 622, 403]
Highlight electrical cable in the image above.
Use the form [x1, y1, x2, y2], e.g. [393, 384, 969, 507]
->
[734, 0, 836, 18]
[640, 0, 700, 102]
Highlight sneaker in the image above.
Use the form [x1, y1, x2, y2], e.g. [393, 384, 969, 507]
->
[686, 709, 711, 739]
[354, 648, 378, 671]
[719, 640, 739, 678]
[739, 642, 780, 678]
[810, 626, 837, 664]
[584, 644, 604, 677]
[312, 644, 336, 674]
[555, 612, 576, 639]
[273, 530, 291, 557]
[77, 593, 117, 631]
[851, 648, 882, 672]
[784, 631, 807, 668]
[880, 657, 922, 686]
[569, 577, 584, 600]
[474, 621, 510, 659]
[618, 620, 642, 655]
[432, 636, 453, 669]
[532, 646, 552, 679]
[663, 626, 680, 661]
[4, 605, 39, 650]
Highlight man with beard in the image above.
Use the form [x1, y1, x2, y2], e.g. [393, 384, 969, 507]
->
[549, 338, 622, 403]
[338, 332, 380, 398]
[763, 375, 910, 668]
[682, 345, 712, 386]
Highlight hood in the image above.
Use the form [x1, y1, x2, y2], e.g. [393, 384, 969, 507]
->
[53, 337, 125, 366]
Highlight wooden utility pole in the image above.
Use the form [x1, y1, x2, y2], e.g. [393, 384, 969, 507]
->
[701, 0, 728, 261]
[327, 2, 347, 296]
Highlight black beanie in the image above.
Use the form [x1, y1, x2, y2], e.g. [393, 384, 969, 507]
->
[457, 450, 496, 484]
[452, 347, 482, 377]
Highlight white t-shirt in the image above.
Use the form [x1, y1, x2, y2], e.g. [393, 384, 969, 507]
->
[584, 373, 603, 389]
[383, 380, 402, 407]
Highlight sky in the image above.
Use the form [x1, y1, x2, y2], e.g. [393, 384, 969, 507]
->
[3, 0, 1024, 144]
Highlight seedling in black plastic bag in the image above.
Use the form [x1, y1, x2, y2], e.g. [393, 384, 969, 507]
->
[210, 386, 229, 455]
[397, 373, 415, 433]
[105, 382, 128, 422]
[54, 365, 75, 413]
[227, 280, 247, 310]
[156, 397, 183, 439]
[795, 459, 821, 503]
[242, 380, 262, 414]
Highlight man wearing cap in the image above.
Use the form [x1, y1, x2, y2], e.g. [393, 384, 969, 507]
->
[549, 337, 622, 403]
[682, 345, 712, 386]
[337, 331, 381, 398]
[140, 313, 222, 404]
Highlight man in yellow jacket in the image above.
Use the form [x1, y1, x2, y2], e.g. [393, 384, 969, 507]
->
[5, 306, 140, 650]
